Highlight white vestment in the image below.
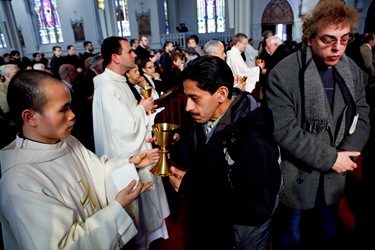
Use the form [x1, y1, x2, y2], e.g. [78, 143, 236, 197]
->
[0, 135, 138, 250]
[226, 46, 260, 93]
[93, 68, 169, 249]
[244, 44, 259, 67]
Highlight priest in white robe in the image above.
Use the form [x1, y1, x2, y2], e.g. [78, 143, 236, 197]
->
[0, 69, 158, 250]
[226, 33, 264, 93]
[93, 36, 170, 250]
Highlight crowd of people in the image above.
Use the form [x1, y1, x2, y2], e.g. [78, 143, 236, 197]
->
[0, 0, 374, 249]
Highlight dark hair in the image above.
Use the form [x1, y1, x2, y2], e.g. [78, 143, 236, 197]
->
[83, 41, 92, 48]
[100, 36, 127, 69]
[52, 46, 61, 52]
[32, 53, 40, 58]
[362, 32, 375, 43]
[163, 41, 173, 50]
[137, 58, 152, 75]
[7, 70, 61, 128]
[10, 50, 20, 57]
[67, 45, 74, 50]
[130, 38, 138, 46]
[189, 35, 199, 44]
[182, 55, 234, 99]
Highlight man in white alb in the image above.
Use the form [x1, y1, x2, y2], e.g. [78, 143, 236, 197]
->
[226, 33, 264, 93]
[92, 36, 170, 250]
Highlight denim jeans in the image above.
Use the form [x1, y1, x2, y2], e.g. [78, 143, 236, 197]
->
[271, 201, 340, 250]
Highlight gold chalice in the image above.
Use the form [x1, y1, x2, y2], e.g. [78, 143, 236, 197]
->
[150, 123, 179, 176]
[140, 85, 156, 115]
[238, 75, 248, 83]
[256, 58, 264, 65]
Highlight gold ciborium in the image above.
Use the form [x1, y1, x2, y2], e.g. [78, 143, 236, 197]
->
[140, 85, 155, 115]
[150, 123, 179, 176]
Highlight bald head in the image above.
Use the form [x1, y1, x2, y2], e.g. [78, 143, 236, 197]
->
[203, 40, 226, 61]
[1, 64, 20, 81]
[59, 64, 78, 84]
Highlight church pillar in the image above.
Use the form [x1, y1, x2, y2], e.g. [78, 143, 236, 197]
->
[233, 0, 251, 36]
[0, 0, 23, 55]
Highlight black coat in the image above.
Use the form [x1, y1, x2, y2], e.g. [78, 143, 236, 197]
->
[172, 90, 281, 249]
[134, 46, 151, 61]
[268, 44, 292, 72]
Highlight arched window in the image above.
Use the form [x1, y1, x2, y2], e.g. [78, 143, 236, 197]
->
[33, 0, 63, 44]
[164, 0, 169, 34]
[0, 24, 7, 48]
[115, 0, 131, 37]
[197, 0, 225, 34]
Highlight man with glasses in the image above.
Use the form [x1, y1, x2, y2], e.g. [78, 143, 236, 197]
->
[267, 1, 370, 249]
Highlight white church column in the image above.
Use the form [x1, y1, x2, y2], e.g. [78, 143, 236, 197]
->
[233, 0, 251, 35]
[0, 0, 23, 55]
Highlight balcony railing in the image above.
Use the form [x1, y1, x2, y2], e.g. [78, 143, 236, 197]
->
[160, 30, 235, 49]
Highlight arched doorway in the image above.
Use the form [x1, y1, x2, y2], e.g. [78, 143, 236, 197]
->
[364, 0, 375, 33]
[261, 0, 294, 41]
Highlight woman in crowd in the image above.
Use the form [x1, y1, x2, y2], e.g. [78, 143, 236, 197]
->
[138, 59, 169, 95]
[168, 51, 184, 87]
[125, 64, 159, 102]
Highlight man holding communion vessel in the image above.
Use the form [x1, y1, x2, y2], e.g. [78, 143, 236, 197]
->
[167, 56, 282, 250]
[226, 33, 265, 94]
[92, 36, 169, 249]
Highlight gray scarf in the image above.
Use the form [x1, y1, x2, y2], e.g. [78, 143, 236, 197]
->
[298, 44, 356, 141]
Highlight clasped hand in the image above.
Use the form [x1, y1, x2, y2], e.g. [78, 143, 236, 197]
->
[332, 151, 360, 173]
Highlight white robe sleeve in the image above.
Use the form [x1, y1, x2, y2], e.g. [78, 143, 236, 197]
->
[0, 138, 138, 250]
[93, 76, 149, 159]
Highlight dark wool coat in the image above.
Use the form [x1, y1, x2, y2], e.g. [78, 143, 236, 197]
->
[172, 90, 282, 249]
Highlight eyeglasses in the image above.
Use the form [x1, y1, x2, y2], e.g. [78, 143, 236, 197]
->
[316, 33, 354, 47]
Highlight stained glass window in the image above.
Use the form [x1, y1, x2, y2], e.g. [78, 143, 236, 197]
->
[98, 0, 105, 10]
[164, 0, 169, 34]
[0, 26, 7, 48]
[115, 0, 131, 37]
[34, 0, 64, 44]
[197, 0, 225, 33]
